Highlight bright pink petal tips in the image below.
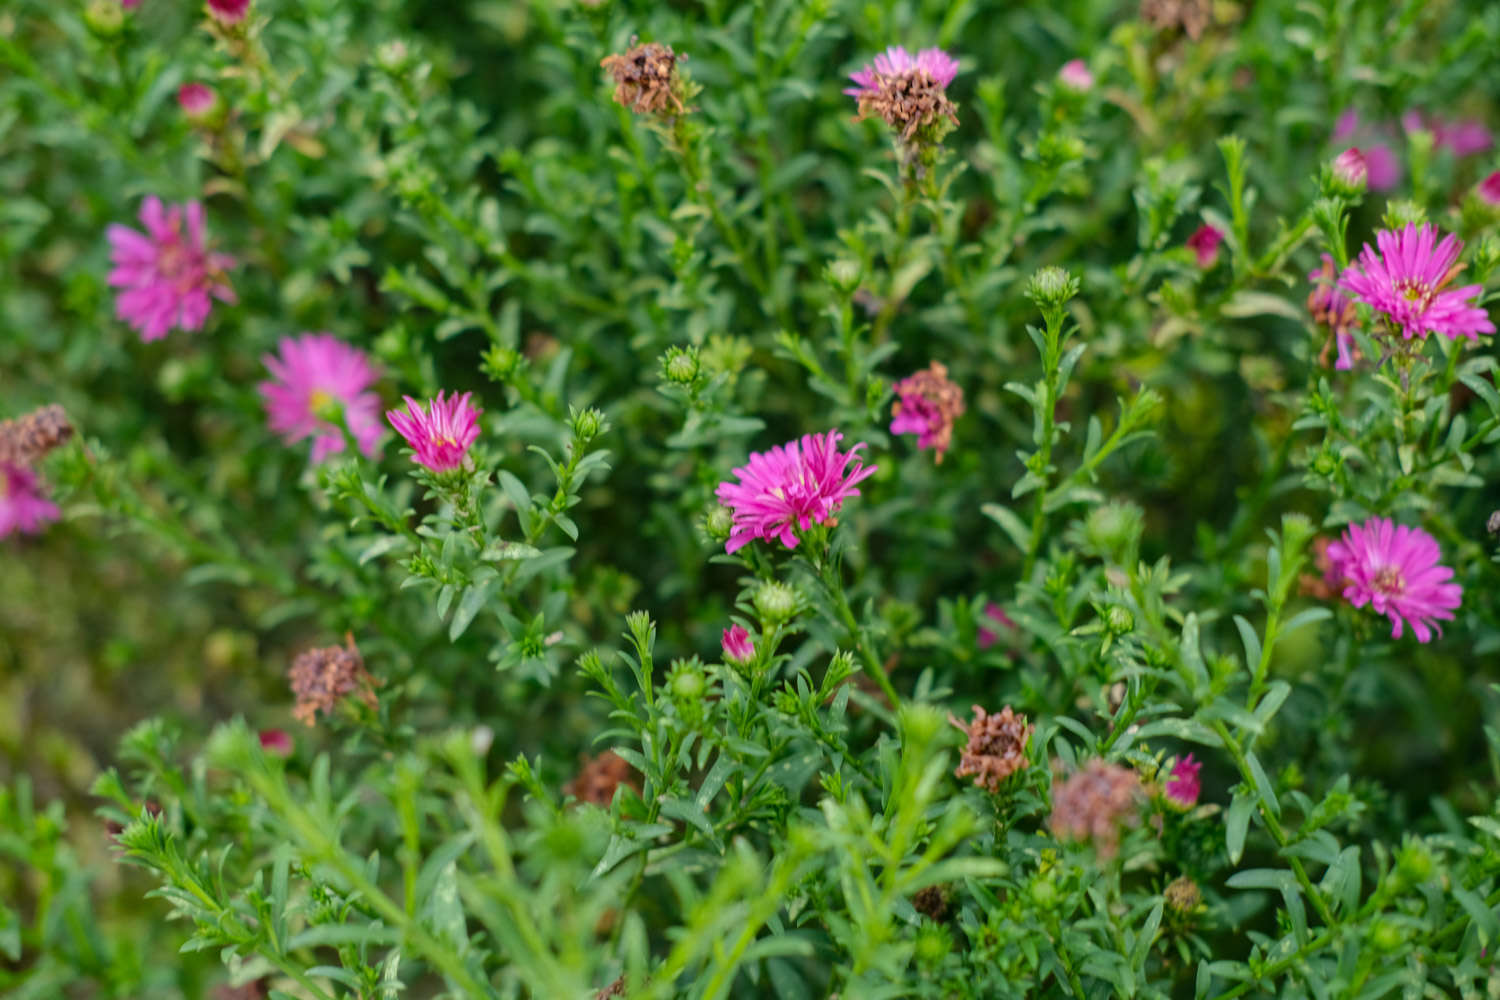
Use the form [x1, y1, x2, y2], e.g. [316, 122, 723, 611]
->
[1479, 170, 1500, 207]
[721, 625, 755, 665]
[1058, 59, 1094, 92]
[1187, 224, 1224, 268]
[386, 391, 482, 472]
[715, 430, 875, 554]
[1325, 517, 1462, 643]
[206, 0, 250, 24]
[177, 83, 216, 117]
[1338, 223, 1495, 342]
[1, 463, 60, 539]
[259, 334, 383, 464]
[107, 196, 235, 342]
[1164, 754, 1201, 809]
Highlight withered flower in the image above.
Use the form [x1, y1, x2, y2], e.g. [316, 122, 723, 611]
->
[289, 634, 378, 726]
[1140, 0, 1212, 39]
[601, 40, 687, 118]
[0, 404, 74, 466]
[1047, 759, 1142, 858]
[1164, 875, 1202, 913]
[890, 361, 965, 462]
[566, 749, 640, 807]
[912, 884, 951, 922]
[949, 705, 1032, 792]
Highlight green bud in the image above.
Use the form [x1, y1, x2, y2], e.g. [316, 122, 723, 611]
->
[1381, 199, 1426, 231]
[1371, 919, 1404, 952]
[661, 346, 700, 385]
[1026, 266, 1079, 308]
[1312, 449, 1338, 478]
[703, 504, 734, 543]
[669, 664, 705, 701]
[1395, 840, 1434, 886]
[1105, 605, 1135, 636]
[753, 581, 798, 625]
[375, 40, 413, 75]
[1085, 501, 1142, 556]
[572, 407, 605, 443]
[482, 345, 523, 382]
[1029, 875, 1058, 908]
[84, 0, 126, 38]
[825, 258, 862, 293]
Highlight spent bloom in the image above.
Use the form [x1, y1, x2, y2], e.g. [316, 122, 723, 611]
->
[600, 40, 687, 117]
[1057, 59, 1094, 92]
[1186, 223, 1223, 268]
[1307, 254, 1359, 370]
[715, 430, 875, 553]
[259, 333, 383, 463]
[565, 750, 639, 807]
[107, 196, 236, 342]
[1325, 517, 1462, 643]
[1479, 170, 1500, 208]
[0, 404, 74, 467]
[845, 46, 960, 145]
[890, 361, 965, 462]
[721, 625, 755, 665]
[1163, 754, 1201, 809]
[949, 705, 1032, 792]
[386, 391, 482, 472]
[1, 463, 60, 540]
[206, 0, 250, 25]
[1048, 759, 1142, 858]
[1338, 223, 1495, 342]
[289, 635, 377, 726]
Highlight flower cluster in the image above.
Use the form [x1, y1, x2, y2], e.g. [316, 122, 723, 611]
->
[0, 404, 74, 540]
[1048, 759, 1142, 857]
[890, 361, 965, 462]
[565, 750, 639, 807]
[288, 636, 378, 725]
[600, 40, 688, 118]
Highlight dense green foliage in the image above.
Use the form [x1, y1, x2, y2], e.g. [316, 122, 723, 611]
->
[4, 0, 1500, 996]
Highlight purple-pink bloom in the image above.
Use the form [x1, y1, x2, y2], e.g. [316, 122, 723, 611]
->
[107, 197, 236, 342]
[844, 46, 959, 98]
[1187, 224, 1223, 269]
[1325, 517, 1461, 643]
[1364, 144, 1402, 190]
[177, 83, 216, 117]
[977, 602, 1015, 650]
[1479, 170, 1500, 207]
[1, 463, 60, 539]
[721, 625, 755, 665]
[259, 333, 383, 463]
[259, 729, 293, 757]
[1057, 59, 1093, 92]
[1441, 119, 1493, 157]
[385, 391, 482, 472]
[1307, 254, 1359, 370]
[1332, 147, 1367, 192]
[890, 361, 964, 462]
[1164, 754, 1201, 809]
[1338, 223, 1495, 342]
[715, 430, 875, 554]
[206, 0, 249, 24]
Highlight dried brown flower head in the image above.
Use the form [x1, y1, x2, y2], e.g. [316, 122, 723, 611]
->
[1297, 537, 1350, 601]
[891, 361, 966, 462]
[0, 404, 74, 466]
[1047, 759, 1142, 858]
[289, 634, 378, 726]
[1140, 0, 1212, 39]
[854, 71, 958, 145]
[949, 705, 1032, 792]
[600, 40, 685, 117]
[213, 980, 269, 1000]
[595, 977, 627, 1000]
[566, 749, 639, 806]
[1164, 875, 1202, 912]
[911, 884, 951, 922]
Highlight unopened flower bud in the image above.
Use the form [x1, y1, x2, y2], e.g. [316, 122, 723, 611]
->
[259, 729, 293, 757]
[703, 504, 734, 543]
[721, 625, 755, 666]
[1105, 605, 1135, 636]
[662, 346, 700, 384]
[1331, 147, 1368, 196]
[1479, 170, 1500, 209]
[572, 407, 604, 443]
[1395, 840, 1434, 886]
[84, 0, 126, 37]
[753, 581, 798, 624]
[1382, 199, 1426, 231]
[375, 40, 412, 75]
[206, 0, 251, 26]
[1026, 266, 1078, 307]
[177, 83, 218, 121]
[1057, 59, 1094, 92]
[826, 259, 862, 293]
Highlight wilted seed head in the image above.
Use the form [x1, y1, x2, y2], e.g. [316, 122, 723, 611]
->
[565, 750, 639, 807]
[600, 40, 687, 118]
[911, 884, 951, 921]
[949, 705, 1033, 792]
[855, 71, 958, 144]
[1164, 875, 1201, 912]
[288, 634, 378, 726]
[1026, 266, 1078, 308]
[0, 404, 74, 466]
[890, 361, 965, 463]
[1047, 759, 1142, 858]
[1139, 0, 1212, 39]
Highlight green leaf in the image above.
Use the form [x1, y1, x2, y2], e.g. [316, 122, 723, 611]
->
[1244, 752, 1280, 818]
[980, 502, 1032, 554]
[449, 581, 493, 641]
[1226, 791, 1254, 864]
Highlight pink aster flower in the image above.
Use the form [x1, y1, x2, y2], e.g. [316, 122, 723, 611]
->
[844, 46, 959, 97]
[1325, 517, 1462, 643]
[977, 602, 1015, 650]
[1, 463, 60, 539]
[258, 729, 293, 757]
[1057, 59, 1093, 92]
[721, 625, 755, 665]
[106, 196, 236, 342]
[1338, 223, 1495, 342]
[1442, 119, 1493, 157]
[1307, 254, 1359, 370]
[385, 391, 482, 472]
[1478, 170, 1500, 207]
[206, 0, 249, 24]
[715, 430, 875, 554]
[844, 46, 960, 144]
[259, 333, 383, 463]
[1164, 754, 1201, 809]
[177, 82, 216, 118]
[1330, 111, 1402, 190]
[1187, 223, 1223, 269]
[890, 361, 964, 462]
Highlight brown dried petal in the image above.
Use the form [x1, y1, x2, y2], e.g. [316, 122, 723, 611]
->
[0, 404, 74, 466]
[600, 41, 684, 117]
[288, 634, 377, 726]
[566, 750, 639, 807]
[949, 705, 1032, 792]
[1047, 759, 1142, 858]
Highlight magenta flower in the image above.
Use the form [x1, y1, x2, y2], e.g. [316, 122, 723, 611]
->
[259, 333, 383, 463]
[1057, 59, 1093, 92]
[1442, 119, 1493, 157]
[977, 602, 1015, 650]
[1479, 170, 1500, 207]
[844, 46, 959, 99]
[386, 391, 482, 472]
[206, 0, 249, 24]
[1332, 147, 1367, 192]
[715, 430, 875, 554]
[107, 196, 236, 342]
[721, 625, 755, 665]
[1338, 223, 1495, 342]
[1, 463, 60, 539]
[1187, 224, 1223, 269]
[1307, 254, 1359, 370]
[258, 729, 293, 757]
[1330, 111, 1402, 190]
[890, 361, 964, 462]
[1325, 517, 1462, 643]
[1164, 754, 1201, 809]
[177, 83, 216, 118]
